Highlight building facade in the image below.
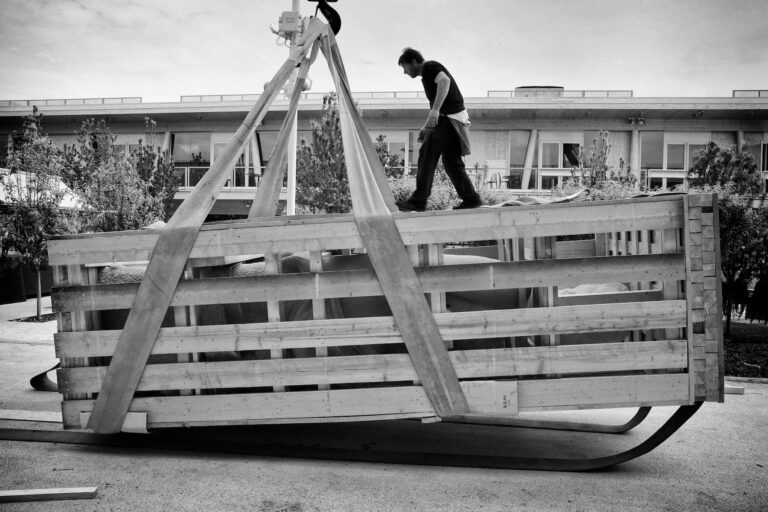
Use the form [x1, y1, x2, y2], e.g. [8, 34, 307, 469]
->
[2, 87, 767, 215]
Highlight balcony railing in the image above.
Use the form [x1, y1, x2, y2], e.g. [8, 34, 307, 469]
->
[487, 90, 633, 98]
[732, 90, 768, 98]
[179, 91, 427, 103]
[173, 164, 716, 197]
[174, 166, 266, 189]
[0, 97, 142, 107]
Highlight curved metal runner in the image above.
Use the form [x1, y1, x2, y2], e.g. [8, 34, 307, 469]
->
[0, 403, 700, 472]
[444, 407, 652, 434]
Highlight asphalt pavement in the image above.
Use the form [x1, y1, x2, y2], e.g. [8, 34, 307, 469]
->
[0, 297, 766, 511]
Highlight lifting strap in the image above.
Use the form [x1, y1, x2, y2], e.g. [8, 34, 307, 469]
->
[321, 32, 469, 417]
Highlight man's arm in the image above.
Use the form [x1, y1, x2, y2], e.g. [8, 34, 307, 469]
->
[425, 71, 450, 128]
[419, 71, 451, 141]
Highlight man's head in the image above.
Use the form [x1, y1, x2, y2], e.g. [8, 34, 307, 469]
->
[398, 47, 424, 78]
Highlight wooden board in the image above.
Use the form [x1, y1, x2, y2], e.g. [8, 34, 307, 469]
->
[57, 340, 688, 394]
[55, 300, 687, 358]
[60, 373, 690, 428]
[0, 487, 97, 503]
[52, 253, 685, 313]
[47, 196, 687, 266]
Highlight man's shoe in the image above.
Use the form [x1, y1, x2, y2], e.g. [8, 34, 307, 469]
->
[453, 199, 482, 210]
[396, 199, 426, 212]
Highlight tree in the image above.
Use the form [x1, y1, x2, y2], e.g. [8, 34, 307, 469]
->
[571, 130, 611, 187]
[296, 94, 350, 213]
[687, 142, 765, 333]
[0, 109, 72, 318]
[688, 142, 761, 196]
[718, 201, 768, 334]
[373, 134, 405, 179]
[131, 118, 179, 221]
[61, 117, 178, 231]
[295, 93, 406, 213]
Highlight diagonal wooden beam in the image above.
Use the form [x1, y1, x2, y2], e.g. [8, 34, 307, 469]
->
[321, 34, 469, 417]
[86, 20, 329, 434]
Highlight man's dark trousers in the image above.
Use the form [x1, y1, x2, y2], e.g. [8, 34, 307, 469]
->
[411, 116, 480, 207]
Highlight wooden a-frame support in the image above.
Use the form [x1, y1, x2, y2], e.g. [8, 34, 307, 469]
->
[87, 19, 468, 434]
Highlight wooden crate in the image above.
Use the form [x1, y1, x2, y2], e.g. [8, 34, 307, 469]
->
[49, 193, 724, 430]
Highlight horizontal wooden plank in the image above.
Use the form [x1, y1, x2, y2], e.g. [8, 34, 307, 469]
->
[0, 487, 97, 503]
[57, 340, 689, 394]
[557, 289, 663, 306]
[60, 373, 690, 428]
[55, 300, 688, 358]
[48, 196, 686, 265]
[53, 253, 686, 313]
[0, 409, 62, 423]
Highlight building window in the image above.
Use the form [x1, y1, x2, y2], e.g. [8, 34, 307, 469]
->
[688, 144, 707, 169]
[172, 132, 211, 165]
[666, 144, 685, 170]
[762, 143, 768, 172]
[1, 135, 9, 167]
[212, 142, 247, 188]
[541, 142, 559, 168]
[563, 143, 580, 167]
[540, 140, 581, 169]
[641, 132, 664, 169]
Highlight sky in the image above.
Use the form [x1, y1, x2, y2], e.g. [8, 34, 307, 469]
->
[1, 0, 767, 103]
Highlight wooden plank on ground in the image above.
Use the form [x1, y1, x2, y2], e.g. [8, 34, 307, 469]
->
[0, 487, 97, 503]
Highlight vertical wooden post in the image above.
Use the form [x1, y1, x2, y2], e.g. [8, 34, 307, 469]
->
[661, 226, 684, 342]
[684, 194, 706, 403]
[701, 193, 724, 402]
[265, 251, 284, 392]
[174, 263, 198, 396]
[534, 236, 558, 347]
[309, 250, 330, 390]
[424, 243, 450, 349]
[594, 233, 608, 257]
[55, 264, 93, 402]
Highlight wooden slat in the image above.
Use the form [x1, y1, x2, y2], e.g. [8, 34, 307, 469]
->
[684, 194, 703, 403]
[0, 409, 62, 423]
[55, 300, 687, 358]
[60, 373, 690, 428]
[557, 289, 663, 306]
[0, 487, 97, 503]
[58, 340, 689, 394]
[48, 196, 686, 266]
[53, 253, 686, 313]
[704, 193, 724, 402]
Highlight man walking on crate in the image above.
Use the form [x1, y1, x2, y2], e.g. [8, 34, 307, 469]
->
[396, 47, 482, 212]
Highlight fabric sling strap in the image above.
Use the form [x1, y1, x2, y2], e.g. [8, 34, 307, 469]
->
[86, 20, 328, 434]
[321, 33, 469, 417]
[87, 21, 468, 433]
